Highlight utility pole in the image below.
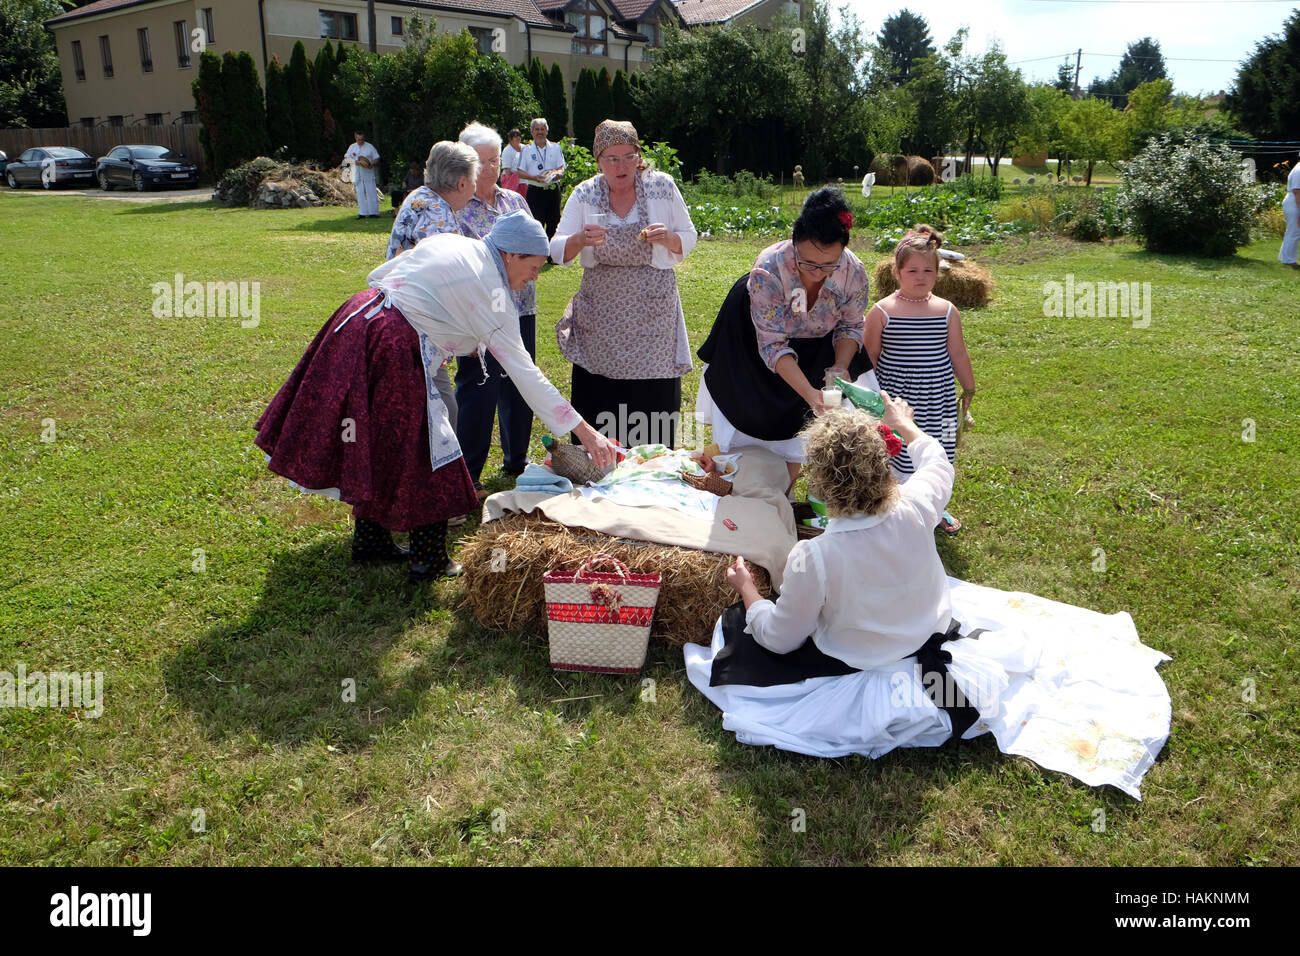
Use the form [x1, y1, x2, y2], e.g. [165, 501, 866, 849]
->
[1073, 48, 1082, 99]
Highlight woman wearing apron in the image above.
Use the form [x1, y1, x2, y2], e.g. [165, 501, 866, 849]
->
[550, 120, 697, 450]
[254, 211, 620, 581]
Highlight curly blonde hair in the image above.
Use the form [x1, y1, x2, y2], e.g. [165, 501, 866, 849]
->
[801, 408, 900, 518]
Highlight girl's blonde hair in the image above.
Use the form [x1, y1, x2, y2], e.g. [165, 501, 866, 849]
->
[893, 223, 943, 270]
[801, 408, 900, 518]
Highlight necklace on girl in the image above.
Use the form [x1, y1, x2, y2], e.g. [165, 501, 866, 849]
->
[896, 291, 932, 303]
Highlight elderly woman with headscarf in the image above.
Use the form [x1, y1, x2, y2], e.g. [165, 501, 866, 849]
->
[550, 120, 697, 449]
[453, 122, 538, 488]
[254, 210, 620, 580]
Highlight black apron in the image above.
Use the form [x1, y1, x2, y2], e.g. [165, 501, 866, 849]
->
[697, 273, 872, 441]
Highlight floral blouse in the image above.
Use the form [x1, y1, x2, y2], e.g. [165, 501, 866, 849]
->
[455, 187, 537, 316]
[386, 186, 457, 260]
[747, 240, 869, 371]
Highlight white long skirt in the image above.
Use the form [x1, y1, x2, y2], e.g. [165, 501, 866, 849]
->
[684, 577, 1172, 799]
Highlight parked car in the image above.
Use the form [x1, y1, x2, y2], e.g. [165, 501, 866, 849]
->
[5, 147, 96, 189]
[96, 145, 199, 191]
[0, 150, 8, 177]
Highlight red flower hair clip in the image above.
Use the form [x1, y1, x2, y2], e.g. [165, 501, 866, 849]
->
[877, 424, 903, 457]
[838, 210, 854, 231]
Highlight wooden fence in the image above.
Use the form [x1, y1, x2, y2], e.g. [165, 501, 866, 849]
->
[0, 125, 207, 178]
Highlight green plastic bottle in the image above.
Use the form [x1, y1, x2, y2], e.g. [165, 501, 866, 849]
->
[834, 377, 885, 417]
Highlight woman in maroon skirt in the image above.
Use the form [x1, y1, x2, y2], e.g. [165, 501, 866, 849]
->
[255, 210, 619, 579]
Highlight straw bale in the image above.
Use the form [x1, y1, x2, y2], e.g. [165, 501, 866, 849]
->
[459, 512, 774, 646]
[872, 256, 994, 308]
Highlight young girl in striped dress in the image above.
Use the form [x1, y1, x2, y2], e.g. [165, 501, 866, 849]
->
[865, 225, 975, 535]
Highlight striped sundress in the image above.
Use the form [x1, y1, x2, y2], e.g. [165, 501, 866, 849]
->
[874, 302, 957, 476]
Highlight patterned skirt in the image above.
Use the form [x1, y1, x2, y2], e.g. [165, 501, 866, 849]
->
[254, 290, 478, 531]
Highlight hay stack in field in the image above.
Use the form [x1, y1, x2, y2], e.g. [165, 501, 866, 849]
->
[904, 155, 936, 185]
[868, 154, 938, 186]
[872, 257, 994, 308]
[868, 153, 908, 186]
[459, 512, 774, 647]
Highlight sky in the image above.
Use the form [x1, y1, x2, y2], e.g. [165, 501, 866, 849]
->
[838, 0, 1299, 96]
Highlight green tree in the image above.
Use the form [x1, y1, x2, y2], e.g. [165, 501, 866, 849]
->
[1054, 58, 1076, 94]
[544, 61, 569, 138]
[335, 22, 537, 174]
[264, 56, 292, 156]
[791, 1, 872, 180]
[639, 20, 804, 174]
[235, 51, 269, 160]
[1225, 9, 1300, 147]
[572, 68, 599, 148]
[967, 46, 1030, 175]
[191, 51, 226, 173]
[876, 8, 934, 85]
[0, 0, 67, 127]
[526, 57, 546, 108]
[1088, 37, 1166, 109]
[611, 69, 638, 127]
[595, 67, 615, 124]
[1059, 96, 1125, 185]
[286, 41, 322, 162]
[1015, 82, 1069, 170]
[1125, 78, 1174, 153]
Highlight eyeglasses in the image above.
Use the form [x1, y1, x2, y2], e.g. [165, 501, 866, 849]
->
[600, 152, 640, 166]
[794, 252, 841, 274]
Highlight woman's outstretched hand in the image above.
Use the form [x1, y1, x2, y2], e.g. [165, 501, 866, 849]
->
[880, 389, 922, 444]
[572, 421, 620, 470]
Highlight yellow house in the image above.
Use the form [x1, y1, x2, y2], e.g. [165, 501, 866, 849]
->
[46, 0, 801, 131]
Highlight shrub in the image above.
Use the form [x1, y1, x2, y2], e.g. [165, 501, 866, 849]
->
[215, 156, 282, 206]
[1071, 214, 1103, 242]
[1118, 135, 1267, 257]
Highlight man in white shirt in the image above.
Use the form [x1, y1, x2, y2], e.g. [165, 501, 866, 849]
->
[520, 118, 566, 239]
[344, 130, 381, 219]
[1279, 156, 1300, 267]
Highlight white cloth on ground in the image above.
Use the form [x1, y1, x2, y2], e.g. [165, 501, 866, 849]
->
[684, 576, 1172, 799]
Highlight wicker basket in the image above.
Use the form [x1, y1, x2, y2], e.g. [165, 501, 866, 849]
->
[680, 470, 733, 496]
[542, 554, 662, 673]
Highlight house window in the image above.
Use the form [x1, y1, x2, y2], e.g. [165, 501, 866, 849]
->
[174, 20, 191, 68]
[568, 1, 606, 56]
[138, 28, 153, 73]
[100, 35, 113, 78]
[147, 113, 163, 125]
[643, 17, 662, 47]
[391, 16, 403, 36]
[201, 7, 215, 44]
[71, 40, 85, 81]
[320, 10, 358, 40]
[79, 116, 94, 128]
[109, 115, 124, 127]
[468, 26, 495, 55]
[181, 110, 197, 124]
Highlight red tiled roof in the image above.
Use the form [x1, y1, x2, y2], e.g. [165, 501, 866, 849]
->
[48, 0, 565, 30]
[609, 0, 663, 21]
[47, 0, 153, 25]
[673, 0, 768, 26]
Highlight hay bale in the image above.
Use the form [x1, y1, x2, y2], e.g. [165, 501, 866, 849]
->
[869, 153, 909, 186]
[459, 512, 774, 646]
[905, 155, 936, 186]
[872, 256, 994, 308]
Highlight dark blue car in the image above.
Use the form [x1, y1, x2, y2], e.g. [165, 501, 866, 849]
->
[96, 144, 199, 191]
[5, 147, 96, 189]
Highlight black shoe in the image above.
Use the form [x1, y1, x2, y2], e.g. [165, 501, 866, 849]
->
[357, 214, 364, 219]
[502, 463, 527, 477]
[352, 541, 412, 564]
[409, 559, 463, 581]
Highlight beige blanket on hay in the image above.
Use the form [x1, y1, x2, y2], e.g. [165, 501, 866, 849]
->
[482, 446, 797, 589]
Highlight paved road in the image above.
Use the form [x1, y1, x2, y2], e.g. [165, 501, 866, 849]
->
[2, 185, 214, 203]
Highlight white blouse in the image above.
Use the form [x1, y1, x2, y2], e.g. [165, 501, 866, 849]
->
[549, 170, 698, 270]
[745, 433, 956, 669]
[502, 144, 523, 174]
[366, 234, 582, 437]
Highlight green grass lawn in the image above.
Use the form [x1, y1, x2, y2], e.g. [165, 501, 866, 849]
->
[0, 193, 1296, 865]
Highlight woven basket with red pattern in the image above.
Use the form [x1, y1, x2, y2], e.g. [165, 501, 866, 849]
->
[542, 554, 662, 673]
